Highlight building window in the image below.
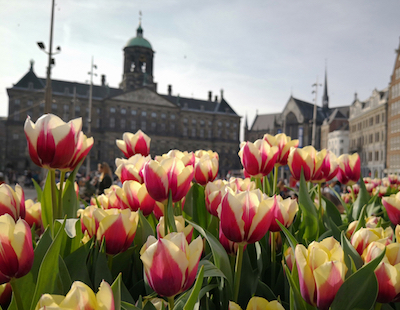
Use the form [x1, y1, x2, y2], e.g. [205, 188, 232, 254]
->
[161, 113, 166, 119]
[75, 105, 80, 113]
[110, 107, 116, 113]
[183, 127, 188, 136]
[27, 100, 33, 106]
[142, 111, 147, 117]
[110, 118, 115, 128]
[13, 133, 19, 140]
[208, 130, 212, 139]
[151, 122, 156, 131]
[131, 109, 137, 115]
[170, 123, 175, 133]
[121, 108, 126, 115]
[368, 152, 372, 161]
[191, 128, 196, 137]
[121, 119, 126, 129]
[151, 112, 157, 118]
[131, 120, 136, 130]
[375, 151, 379, 161]
[141, 121, 146, 130]
[375, 132, 379, 142]
[376, 115, 380, 124]
[14, 99, 20, 105]
[96, 119, 101, 128]
[171, 114, 176, 120]
[369, 117, 373, 126]
[192, 119, 196, 125]
[369, 134, 373, 143]
[226, 122, 230, 128]
[161, 123, 166, 131]
[200, 128, 204, 138]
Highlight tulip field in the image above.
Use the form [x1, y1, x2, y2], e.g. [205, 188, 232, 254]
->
[2, 113, 400, 309]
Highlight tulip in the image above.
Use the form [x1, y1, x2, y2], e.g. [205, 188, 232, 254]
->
[104, 185, 130, 210]
[143, 298, 168, 310]
[116, 130, 151, 157]
[115, 154, 151, 184]
[0, 283, 11, 309]
[227, 177, 257, 192]
[153, 201, 164, 220]
[218, 188, 273, 244]
[287, 146, 322, 181]
[238, 140, 279, 178]
[374, 185, 389, 198]
[229, 297, 285, 310]
[35, 280, 114, 310]
[351, 227, 393, 255]
[123, 180, 159, 216]
[24, 199, 42, 230]
[336, 153, 361, 186]
[81, 208, 139, 255]
[295, 237, 347, 310]
[143, 157, 194, 202]
[219, 222, 245, 256]
[205, 179, 228, 216]
[0, 184, 25, 220]
[156, 150, 195, 167]
[383, 192, 400, 225]
[264, 133, 299, 166]
[267, 195, 298, 232]
[24, 114, 89, 171]
[140, 232, 203, 297]
[346, 216, 380, 238]
[314, 149, 339, 183]
[284, 246, 295, 272]
[194, 153, 219, 185]
[0, 214, 33, 284]
[157, 216, 193, 243]
[362, 242, 400, 303]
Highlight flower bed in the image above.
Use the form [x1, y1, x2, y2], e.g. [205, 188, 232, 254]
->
[0, 113, 399, 309]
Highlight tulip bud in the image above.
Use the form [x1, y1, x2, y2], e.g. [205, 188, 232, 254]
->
[104, 185, 129, 210]
[115, 154, 151, 184]
[140, 232, 203, 297]
[218, 189, 273, 244]
[143, 157, 194, 202]
[116, 130, 151, 157]
[351, 227, 393, 255]
[24, 199, 42, 230]
[267, 195, 298, 232]
[337, 153, 361, 186]
[205, 179, 228, 216]
[194, 153, 219, 185]
[0, 283, 11, 309]
[288, 146, 321, 181]
[295, 237, 347, 310]
[238, 140, 279, 178]
[123, 180, 158, 216]
[0, 214, 34, 284]
[382, 192, 400, 225]
[156, 150, 195, 167]
[0, 184, 25, 220]
[157, 216, 193, 243]
[35, 280, 114, 310]
[264, 133, 299, 166]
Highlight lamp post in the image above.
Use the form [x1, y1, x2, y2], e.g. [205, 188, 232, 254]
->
[311, 77, 322, 148]
[86, 57, 97, 178]
[37, 0, 61, 113]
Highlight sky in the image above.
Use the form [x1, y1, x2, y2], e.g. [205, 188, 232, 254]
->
[1, 1, 400, 137]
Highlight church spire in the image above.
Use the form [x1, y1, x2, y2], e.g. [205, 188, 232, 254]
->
[322, 64, 329, 110]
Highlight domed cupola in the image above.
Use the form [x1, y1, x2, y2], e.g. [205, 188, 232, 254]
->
[120, 20, 156, 92]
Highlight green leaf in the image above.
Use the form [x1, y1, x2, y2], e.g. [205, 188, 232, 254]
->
[352, 176, 370, 220]
[278, 221, 298, 250]
[330, 247, 385, 310]
[111, 273, 122, 310]
[255, 280, 277, 301]
[93, 251, 113, 290]
[184, 265, 204, 310]
[121, 301, 142, 310]
[298, 170, 319, 241]
[284, 265, 316, 310]
[328, 217, 342, 242]
[185, 220, 233, 288]
[29, 219, 66, 310]
[57, 256, 72, 295]
[134, 210, 155, 248]
[62, 165, 81, 219]
[167, 191, 177, 233]
[322, 195, 342, 227]
[64, 242, 92, 285]
[32, 178, 43, 202]
[351, 205, 367, 238]
[40, 173, 54, 233]
[199, 260, 226, 279]
[341, 231, 363, 271]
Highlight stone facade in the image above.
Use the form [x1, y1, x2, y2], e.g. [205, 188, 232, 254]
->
[2, 24, 241, 177]
[387, 44, 400, 174]
[349, 89, 388, 178]
[327, 130, 349, 158]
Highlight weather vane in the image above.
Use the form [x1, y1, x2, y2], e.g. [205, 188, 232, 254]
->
[139, 11, 142, 24]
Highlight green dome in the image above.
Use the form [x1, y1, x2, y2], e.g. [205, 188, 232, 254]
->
[126, 24, 152, 49]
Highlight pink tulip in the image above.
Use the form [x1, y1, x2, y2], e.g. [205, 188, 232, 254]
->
[0, 283, 11, 309]
[24, 199, 42, 230]
[238, 140, 279, 178]
[104, 185, 130, 210]
[116, 130, 151, 157]
[295, 237, 347, 310]
[0, 184, 25, 220]
[287, 146, 323, 182]
[0, 214, 33, 284]
[24, 114, 92, 171]
[123, 180, 158, 216]
[382, 192, 400, 225]
[140, 232, 203, 297]
[194, 153, 219, 185]
[218, 189, 273, 244]
[314, 150, 339, 183]
[205, 180, 228, 216]
[156, 150, 195, 167]
[336, 153, 361, 186]
[267, 195, 298, 232]
[143, 157, 194, 202]
[351, 227, 393, 255]
[157, 216, 193, 243]
[115, 154, 151, 184]
[264, 133, 299, 166]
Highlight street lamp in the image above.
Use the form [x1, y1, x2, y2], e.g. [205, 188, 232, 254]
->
[37, 0, 61, 114]
[86, 57, 97, 178]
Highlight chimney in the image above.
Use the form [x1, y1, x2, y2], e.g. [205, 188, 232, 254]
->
[101, 75, 106, 86]
[220, 89, 224, 99]
[214, 95, 218, 102]
[208, 91, 212, 101]
[168, 85, 172, 96]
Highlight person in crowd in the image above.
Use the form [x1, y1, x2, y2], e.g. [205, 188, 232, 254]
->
[95, 162, 113, 195]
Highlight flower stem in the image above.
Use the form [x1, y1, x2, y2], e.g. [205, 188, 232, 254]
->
[10, 278, 24, 310]
[58, 171, 66, 218]
[233, 244, 245, 303]
[374, 303, 382, 310]
[107, 254, 113, 272]
[168, 296, 175, 310]
[350, 184, 355, 203]
[50, 170, 59, 221]
[270, 231, 276, 286]
[273, 166, 278, 195]
[318, 183, 322, 212]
